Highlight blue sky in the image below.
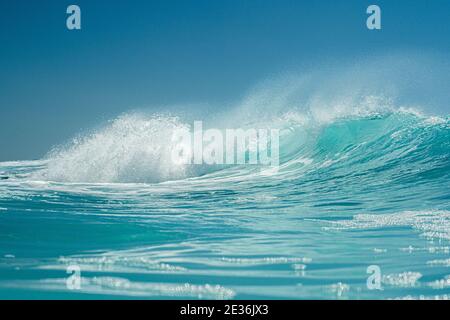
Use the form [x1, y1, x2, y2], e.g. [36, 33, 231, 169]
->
[1, 0, 449, 160]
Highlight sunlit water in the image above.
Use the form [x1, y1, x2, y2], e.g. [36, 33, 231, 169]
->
[0, 109, 449, 299]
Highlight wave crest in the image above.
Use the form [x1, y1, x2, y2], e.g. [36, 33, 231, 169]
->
[37, 114, 191, 183]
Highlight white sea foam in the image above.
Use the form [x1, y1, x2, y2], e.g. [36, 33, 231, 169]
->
[324, 210, 450, 241]
[1, 277, 235, 299]
[220, 256, 312, 265]
[428, 275, 450, 289]
[55, 255, 186, 273]
[35, 114, 192, 183]
[392, 294, 449, 300]
[427, 258, 450, 267]
[382, 272, 422, 287]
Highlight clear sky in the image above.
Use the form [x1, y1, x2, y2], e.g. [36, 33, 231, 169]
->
[1, 0, 449, 161]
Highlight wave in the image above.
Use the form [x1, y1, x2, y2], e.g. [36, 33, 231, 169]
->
[27, 105, 449, 186]
[27, 56, 450, 185]
[35, 114, 192, 183]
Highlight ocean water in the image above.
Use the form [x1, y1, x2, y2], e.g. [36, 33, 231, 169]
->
[0, 105, 449, 299]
